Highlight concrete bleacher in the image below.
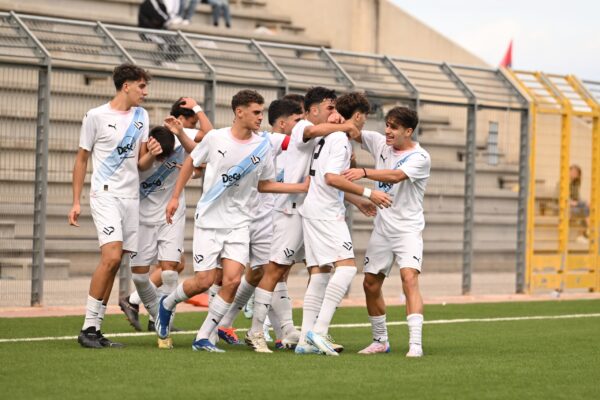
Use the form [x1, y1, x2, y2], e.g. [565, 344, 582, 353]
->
[0, 0, 322, 47]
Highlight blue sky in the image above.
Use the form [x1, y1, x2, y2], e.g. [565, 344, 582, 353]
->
[392, 0, 599, 80]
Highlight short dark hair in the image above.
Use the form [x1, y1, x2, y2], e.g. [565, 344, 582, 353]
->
[304, 87, 336, 111]
[170, 98, 196, 119]
[231, 89, 264, 112]
[149, 126, 175, 158]
[335, 92, 371, 120]
[112, 63, 151, 91]
[386, 107, 419, 131]
[268, 99, 304, 126]
[282, 93, 305, 112]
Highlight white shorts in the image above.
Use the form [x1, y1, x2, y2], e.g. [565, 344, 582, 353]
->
[302, 217, 354, 267]
[363, 230, 423, 276]
[270, 212, 305, 265]
[192, 226, 249, 272]
[90, 193, 138, 252]
[130, 213, 185, 267]
[250, 214, 273, 269]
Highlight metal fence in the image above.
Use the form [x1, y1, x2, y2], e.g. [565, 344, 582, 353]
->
[0, 11, 531, 306]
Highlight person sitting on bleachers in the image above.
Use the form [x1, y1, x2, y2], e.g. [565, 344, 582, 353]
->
[569, 164, 590, 243]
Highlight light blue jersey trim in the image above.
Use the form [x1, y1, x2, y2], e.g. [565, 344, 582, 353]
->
[139, 146, 186, 199]
[200, 136, 270, 204]
[92, 108, 145, 189]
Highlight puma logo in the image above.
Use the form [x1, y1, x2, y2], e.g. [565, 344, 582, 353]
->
[380, 154, 387, 162]
[108, 123, 117, 130]
[218, 150, 227, 158]
[413, 256, 421, 263]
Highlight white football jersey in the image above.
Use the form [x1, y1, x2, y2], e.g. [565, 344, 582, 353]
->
[79, 103, 149, 198]
[190, 127, 276, 229]
[273, 119, 316, 214]
[250, 131, 288, 222]
[361, 130, 431, 235]
[139, 128, 197, 224]
[300, 131, 351, 221]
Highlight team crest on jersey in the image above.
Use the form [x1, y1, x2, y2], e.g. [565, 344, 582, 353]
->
[221, 165, 244, 187]
[342, 241, 353, 251]
[364, 256, 370, 265]
[164, 160, 179, 170]
[250, 155, 261, 165]
[102, 226, 115, 235]
[284, 248, 295, 258]
[134, 121, 144, 130]
[194, 254, 204, 263]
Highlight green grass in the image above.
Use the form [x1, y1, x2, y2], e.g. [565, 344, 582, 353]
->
[1, 300, 600, 399]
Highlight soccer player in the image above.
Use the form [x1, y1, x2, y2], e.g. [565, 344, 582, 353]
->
[342, 106, 430, 357]
[156, 90, 308, 352]
[69, 64, 161, 348]
[215, 98, 304, 347]
[297, 92, 391, 356]
[119, 97, 213, 334]
[245, 87, 374, 354]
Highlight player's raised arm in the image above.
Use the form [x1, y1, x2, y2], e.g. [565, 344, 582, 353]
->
[303, 121, 359, 141]
[177, 97, 213, 142]
[343, 167, 409, 184]
[138, 136, 163, 171]
[164, 116, 196, 153]
[68, 148, 90, 227]
[165, 155, 194, 224]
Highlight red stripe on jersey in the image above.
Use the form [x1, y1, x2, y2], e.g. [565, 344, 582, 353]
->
[281, 135, 291, 151]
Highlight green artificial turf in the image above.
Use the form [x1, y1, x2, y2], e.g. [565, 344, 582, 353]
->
[1, 300, 599, 399]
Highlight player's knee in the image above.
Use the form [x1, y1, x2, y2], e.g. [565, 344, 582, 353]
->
[363, 278, 379, 294]
[101, 255, 122, 271]
[401, 271, 419, 290]
[222, 275, 242, 293]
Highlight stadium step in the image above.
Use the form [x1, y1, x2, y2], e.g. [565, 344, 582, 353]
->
[0, 257, 71, 280]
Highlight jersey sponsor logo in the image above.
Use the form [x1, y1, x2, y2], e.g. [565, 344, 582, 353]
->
[141, 178, 163, 191]
[108, 123, 117, 130]
[342, 241, 353, 251]
[193, 254, 204, 264]
[284, 248, 295, 258]
[134, 121, 144, 130]
[221, 165, 244, 187]
[102, 226, 115, 235]
[139, 146, 185, 199]
[200, 136, 270, 204]
[378, 181, 394, 193]
[117, 143, 135, 156]
[217, 150, 227, 158]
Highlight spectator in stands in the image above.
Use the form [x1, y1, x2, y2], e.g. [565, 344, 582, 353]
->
[138, 0, 183, 65]
[179, 0, 201, 25]
[209, 0, 231, 28]
[569, 164, 590, 242]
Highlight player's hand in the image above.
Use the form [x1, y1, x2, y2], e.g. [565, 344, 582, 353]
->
[147, 136, 163, 157]
[327, 111, 345, 124]
[342, 168, 365, 182]
[301, 176, 311, 192]
[369, 190, 392, 209]
[164, 116, 184, 136]
[355, 198, 377, 217]
[346, 124, 361, 140]
[166, 197, 179, 224]
[68, 203, 81, 227]
[179, 97, 198, 109]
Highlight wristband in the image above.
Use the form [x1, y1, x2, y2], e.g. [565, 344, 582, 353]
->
[192, 105, 203, 114]
[362, 167, 368, 178]
[362, 187, 372, 199]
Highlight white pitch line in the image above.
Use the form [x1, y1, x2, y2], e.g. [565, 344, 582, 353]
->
[1, 313, 599, 344]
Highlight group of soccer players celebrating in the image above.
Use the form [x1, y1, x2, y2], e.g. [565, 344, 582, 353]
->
[70, 63, 430, 357]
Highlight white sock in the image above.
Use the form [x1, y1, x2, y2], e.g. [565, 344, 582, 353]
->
[208, 284, 221, 306]
[407, 313, 423, 347]
[250, 287, 273, 334]
[158, 270, 179, 298]
[220, 276, 256, 328]
[82, 295, 102, 331]
[369, 314, 388, 343]
[97, 303, 107, 331]
[129, 291, 141, 305]
[132, 272, 159, 319]
[196, 295, 231, 341]
[267, 307, 283, 340]
[163, 282, 189, 311]
[271, 282, 295, 337]
[313, 267, 357, 335]
[299, 272, 330, 344]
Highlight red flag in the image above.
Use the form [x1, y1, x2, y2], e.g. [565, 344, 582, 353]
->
[500, 40, 513, 68]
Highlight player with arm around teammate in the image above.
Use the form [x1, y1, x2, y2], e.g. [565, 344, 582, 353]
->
[343, 107, 430, 357]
